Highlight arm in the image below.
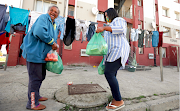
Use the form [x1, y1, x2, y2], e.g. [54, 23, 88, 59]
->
[96, 26, 112, 33]
[33, 16, 54, 46]
[96, 18, 126, 34]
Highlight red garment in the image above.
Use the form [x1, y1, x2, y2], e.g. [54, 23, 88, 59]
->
[0, 32, 10, 54]
[158, 32, 163, 47]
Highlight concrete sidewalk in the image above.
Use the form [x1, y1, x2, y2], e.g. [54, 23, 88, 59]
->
[0, 65, 179, 111]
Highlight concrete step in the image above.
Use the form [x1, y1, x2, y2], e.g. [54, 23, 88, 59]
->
[125, 65, 151, 71]
[136, 65, 145, 68]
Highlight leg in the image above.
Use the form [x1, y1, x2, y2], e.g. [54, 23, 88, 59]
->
[104, 58, 122, 101]
[26, 61, 46, 109]
[104, 58, 125, 110]
[39, 63, 46, 99]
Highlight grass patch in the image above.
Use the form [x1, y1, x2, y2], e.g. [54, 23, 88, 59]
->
[160, 93, 166, 95]
[108, 95, 113, 103]
[153, 94, 159, 96]
[135, 95, 146, 100]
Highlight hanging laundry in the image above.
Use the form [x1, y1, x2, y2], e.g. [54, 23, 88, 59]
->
[145, 31, 153, 48]
[55, 16, 65, 40]
[28, 11, 43, 32]
[158, 32, 163, 47]
[0, 32, 10, 54]
[0, 32, 5, 36]
[63, 17, 76, 46]
[87, 22, 96, 41]
[0, 4, 7, 32]
[131, 28, 139, 41]
[5, 6, 30, 33]
[126, 27, 130, 42]
[138, 29, 144, 48]
[75, 19, 90, 41]
[152, 31, 159, 47]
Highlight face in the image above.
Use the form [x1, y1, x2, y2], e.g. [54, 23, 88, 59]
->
[105, 12, 111, 23]
[48, 7, 59, 22]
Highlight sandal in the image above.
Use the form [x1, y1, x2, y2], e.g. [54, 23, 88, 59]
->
[106, 102, 125, 111]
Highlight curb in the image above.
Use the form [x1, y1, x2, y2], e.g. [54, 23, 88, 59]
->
[121, 95, 179, 111]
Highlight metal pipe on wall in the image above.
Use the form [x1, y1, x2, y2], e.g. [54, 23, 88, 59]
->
[74, 0, 77, 19]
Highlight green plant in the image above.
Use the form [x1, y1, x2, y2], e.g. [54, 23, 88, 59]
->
[160, 93, 166, 95]
[84, 70, 87, 71]
[153, 94, 158, 96]
[108, 95, 113, 103]
[135, 95, 146, 100]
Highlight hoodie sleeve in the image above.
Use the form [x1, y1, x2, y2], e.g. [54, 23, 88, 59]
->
[33, 15, 54, 45]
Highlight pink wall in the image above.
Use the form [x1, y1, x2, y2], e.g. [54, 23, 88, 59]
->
[98, 0, 108, 12]
[138, 43, 179, 66]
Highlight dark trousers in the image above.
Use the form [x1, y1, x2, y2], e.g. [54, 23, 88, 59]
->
[104, 58, 122, 101]
[26, 61, 46, 109]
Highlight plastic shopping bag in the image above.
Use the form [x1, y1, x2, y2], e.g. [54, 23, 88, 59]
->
[98, 58, 105, 75]
[45, 50, 58, 62]
[86, 33, 108, 56]
[46, 55, 64, 74]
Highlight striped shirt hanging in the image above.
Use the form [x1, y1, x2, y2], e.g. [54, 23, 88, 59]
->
[103, 17, 130, 69]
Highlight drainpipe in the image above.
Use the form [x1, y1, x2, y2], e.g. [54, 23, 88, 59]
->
[74, 0, 77, 19]
[19, 0, 23, 8]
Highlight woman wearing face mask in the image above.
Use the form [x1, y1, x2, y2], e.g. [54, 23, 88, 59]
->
[96, 8, 130, 111]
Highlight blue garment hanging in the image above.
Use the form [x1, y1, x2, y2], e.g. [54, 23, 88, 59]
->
[0, 4, 7, 32]
[152, 31, 159, 47]
[55, 16, 65, 40]
[5, 6, 30, 33]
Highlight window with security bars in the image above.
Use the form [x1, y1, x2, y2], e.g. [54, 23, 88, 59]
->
[35, 0, 57, 13]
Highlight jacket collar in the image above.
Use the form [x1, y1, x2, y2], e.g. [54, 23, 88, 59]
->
[46, 13, 55, 24]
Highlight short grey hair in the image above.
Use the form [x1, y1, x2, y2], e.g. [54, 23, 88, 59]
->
[48, 5, 60, 15]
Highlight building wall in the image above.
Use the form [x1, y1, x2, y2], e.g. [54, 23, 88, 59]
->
[76, 1, 96, 21]
[158, 0, 180, 45]
[143, 0, 155, 30]
[22, 0, 35, 11]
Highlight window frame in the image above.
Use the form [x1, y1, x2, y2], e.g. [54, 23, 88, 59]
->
[163, 26, 171, 37]
[68, 5, 75, 16]
[35, 0, 57, 13]
[137, 0, 142, 6]
[162, 7, 169, 17]
[139, 48, 144, 54]
[162, 47, 166, 58]
[175, 29, 180, 38]
[97, 11, 105, 21]
[175, 11, 180, 20]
